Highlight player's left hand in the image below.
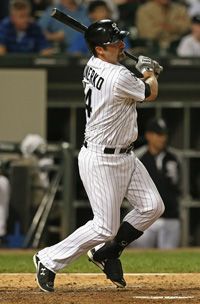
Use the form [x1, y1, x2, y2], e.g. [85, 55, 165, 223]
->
[135, 55, 154, 74]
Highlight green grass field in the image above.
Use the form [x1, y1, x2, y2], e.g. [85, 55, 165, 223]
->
[0, 248, 200, 273]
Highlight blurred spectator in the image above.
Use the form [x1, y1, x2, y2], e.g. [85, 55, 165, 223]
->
[84, 0, 119, 20]
[38, 0, 89, 52]
[20, 134, 47, 157]
[0, 0, 10, 21]
[0, 163, 10, 246]
[177, 14, 200, 56]
[30, 0, 50, 18]
[20, 134, 52, 180]
[19, 134, 53, 207]
[135, 0, 191, 55]
[86, 0, 111, 21]
[68, 0, 130, 56]
[186, 0, 200, 17]
[68, 0, 113, 55]
[0, 0, 54, 55]
[131, 118, 181, 248]
[114, 0, 141, 28]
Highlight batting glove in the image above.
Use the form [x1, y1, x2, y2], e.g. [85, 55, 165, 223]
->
[135, 55, 154, 74]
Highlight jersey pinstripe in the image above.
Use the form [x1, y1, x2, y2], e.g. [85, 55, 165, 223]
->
[83, 56, 145, 147]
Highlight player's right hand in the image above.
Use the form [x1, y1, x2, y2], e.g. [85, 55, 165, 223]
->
[135, 55, 154, 74]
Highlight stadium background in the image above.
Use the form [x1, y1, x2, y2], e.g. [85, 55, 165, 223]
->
[0, 54, 199, 248]
[0, 1, 200, 303]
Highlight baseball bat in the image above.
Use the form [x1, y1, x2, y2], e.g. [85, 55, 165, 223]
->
[51, 8, 138, 62]
[51, 8, 87, 34]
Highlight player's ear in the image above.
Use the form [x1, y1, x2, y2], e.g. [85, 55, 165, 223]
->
[95, 46, 104, 56]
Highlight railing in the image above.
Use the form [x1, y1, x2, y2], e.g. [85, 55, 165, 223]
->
[0, 141, 74, 248]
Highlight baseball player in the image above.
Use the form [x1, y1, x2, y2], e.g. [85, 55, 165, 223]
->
[33, 19, 164, 292]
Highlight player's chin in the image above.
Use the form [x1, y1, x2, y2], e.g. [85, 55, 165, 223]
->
[118, 51, 126, 61]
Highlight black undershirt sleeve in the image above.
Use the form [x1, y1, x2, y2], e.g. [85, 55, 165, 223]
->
[144, 82, 151, 98]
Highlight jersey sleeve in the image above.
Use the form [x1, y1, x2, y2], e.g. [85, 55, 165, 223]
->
[114, 67, 145, 102]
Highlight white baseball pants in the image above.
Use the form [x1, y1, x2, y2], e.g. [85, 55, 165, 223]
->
[38, 147, 164, 272]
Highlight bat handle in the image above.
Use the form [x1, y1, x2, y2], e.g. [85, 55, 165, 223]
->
[124, 51, 138, 62]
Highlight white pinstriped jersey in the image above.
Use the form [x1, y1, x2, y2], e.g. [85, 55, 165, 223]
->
[82, 56, 146, 147]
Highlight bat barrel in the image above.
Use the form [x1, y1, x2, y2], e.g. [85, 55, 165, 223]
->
[51, 8, 57, 17]
[51, 8, 87, 33]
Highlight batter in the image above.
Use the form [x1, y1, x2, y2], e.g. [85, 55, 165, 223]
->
[33, 19, 164, 292]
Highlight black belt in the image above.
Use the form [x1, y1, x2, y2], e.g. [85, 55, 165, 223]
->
[83, 141, 134, 154]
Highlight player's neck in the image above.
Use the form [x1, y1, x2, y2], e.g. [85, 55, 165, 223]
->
[97, 54, 118, 65]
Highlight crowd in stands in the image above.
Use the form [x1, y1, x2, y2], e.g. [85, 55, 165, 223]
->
[0, 0, 199, 57]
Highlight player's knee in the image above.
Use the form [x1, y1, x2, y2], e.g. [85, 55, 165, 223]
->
[151, 198, 165, 221]
[159, 199, 165, 216]
[140, 198, 165, 224]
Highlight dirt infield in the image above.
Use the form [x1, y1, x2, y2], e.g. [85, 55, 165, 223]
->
[0, 273, 200, 304]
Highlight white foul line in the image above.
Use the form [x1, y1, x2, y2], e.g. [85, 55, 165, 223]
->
[133, 296, 194, 300]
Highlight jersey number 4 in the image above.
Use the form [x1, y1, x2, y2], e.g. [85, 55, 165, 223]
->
[85, 88, 92, 118]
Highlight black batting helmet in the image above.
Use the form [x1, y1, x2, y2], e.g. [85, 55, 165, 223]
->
[85, 19, 129, 53]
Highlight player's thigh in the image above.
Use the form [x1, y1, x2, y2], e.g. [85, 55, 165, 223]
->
[78, 148, 132, 233]
[126, 157, 163, 212]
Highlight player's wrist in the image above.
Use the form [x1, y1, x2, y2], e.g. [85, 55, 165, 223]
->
[143, 70, 155, 79]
